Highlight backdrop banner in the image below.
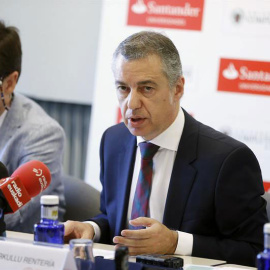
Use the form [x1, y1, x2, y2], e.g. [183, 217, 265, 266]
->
[85, 0, 270, 192]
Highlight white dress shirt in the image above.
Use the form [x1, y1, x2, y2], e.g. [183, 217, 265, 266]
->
[90, 108, 193, 255]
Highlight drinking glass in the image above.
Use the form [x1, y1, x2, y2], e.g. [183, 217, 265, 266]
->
[69, 239, 95, 270]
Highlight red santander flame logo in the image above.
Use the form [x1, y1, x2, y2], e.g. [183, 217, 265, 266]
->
[217, 58, 270, 96]
[127, 0, 205, 31]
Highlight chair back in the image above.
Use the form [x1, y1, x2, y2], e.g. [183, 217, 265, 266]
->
[63, 175, 100, 221]
[262, 192, 270, 221]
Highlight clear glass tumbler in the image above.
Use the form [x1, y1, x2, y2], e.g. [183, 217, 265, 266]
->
[69, 239, 95, 270]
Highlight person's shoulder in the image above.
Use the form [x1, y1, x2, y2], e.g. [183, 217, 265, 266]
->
[102, 122, 133, 144]
[16, 94, 50, 117]
[199, 121, 245, 149]
[105, 122, 129, 136]
[14, 94, 63, 130]
[11, 94, 65, 143]
[184, 110, 246, 151]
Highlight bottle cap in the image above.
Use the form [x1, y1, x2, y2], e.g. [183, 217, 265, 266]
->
[264, 223, 270, 234]
[40, 195, 59, 205]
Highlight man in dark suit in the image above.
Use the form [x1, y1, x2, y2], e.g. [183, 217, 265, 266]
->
[64, 31, 268, 266]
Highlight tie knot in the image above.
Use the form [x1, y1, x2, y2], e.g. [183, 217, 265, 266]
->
[139, 142, 160, 160]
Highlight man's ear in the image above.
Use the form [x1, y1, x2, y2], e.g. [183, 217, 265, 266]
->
[2, 71, 19, 95]
[174, 76, 185, 101]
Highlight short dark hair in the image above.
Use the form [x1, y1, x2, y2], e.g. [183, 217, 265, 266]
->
[112, 31, 182, 88]
[0, 21, 22, 80]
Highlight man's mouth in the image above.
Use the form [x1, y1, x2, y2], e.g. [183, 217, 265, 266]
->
[128, 117, 146, 127]
[130, 117, 143, 122]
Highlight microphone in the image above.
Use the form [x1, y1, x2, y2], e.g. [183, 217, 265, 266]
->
[0, 160, 51, 214]
[0, 162, 9, 234]
[0, 162, 8, 179]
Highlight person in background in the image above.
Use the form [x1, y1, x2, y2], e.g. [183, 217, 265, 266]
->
[64, 31, 268, 266]
[0, 20, 65, 233]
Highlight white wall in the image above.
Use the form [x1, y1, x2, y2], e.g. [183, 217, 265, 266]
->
[0, 0, 102, 104]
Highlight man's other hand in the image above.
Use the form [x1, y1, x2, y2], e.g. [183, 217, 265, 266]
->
[113, 217, 178, 255]
[64, 220, 94, 243]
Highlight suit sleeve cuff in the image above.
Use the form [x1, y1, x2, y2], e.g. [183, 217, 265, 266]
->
[174, 231, 193, 256]
[84, 221, 101, 242]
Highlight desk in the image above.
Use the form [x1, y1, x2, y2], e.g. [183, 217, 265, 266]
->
[6, 230, 226, 267]
[217, 265, 256, 270]
[6, 230, 33, 241]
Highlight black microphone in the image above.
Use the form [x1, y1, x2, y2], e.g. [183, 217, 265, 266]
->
[0, 161, 9, 235]
[0, 161, 8, 179]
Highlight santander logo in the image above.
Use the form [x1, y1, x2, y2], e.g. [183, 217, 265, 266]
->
[222, 62, 270, 82]
[239, 67, 270, 82]
[222, 63, 239, 80]
[131, 0, 200, 17]
[218, 58, 270, 96]
[132, 0, 147, 14]
[127, 0, 205, 31]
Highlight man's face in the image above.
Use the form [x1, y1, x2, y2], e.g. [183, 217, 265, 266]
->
[114, 54, 184, 141]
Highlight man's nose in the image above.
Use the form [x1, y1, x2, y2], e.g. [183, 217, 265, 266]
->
[127, 90, 141, 110]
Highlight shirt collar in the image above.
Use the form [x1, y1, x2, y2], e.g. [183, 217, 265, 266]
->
[137, 107, 185, 151]
[0, 110, 8, 129]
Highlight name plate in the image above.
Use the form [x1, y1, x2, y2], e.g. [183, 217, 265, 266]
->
[0, 237, 76, 270]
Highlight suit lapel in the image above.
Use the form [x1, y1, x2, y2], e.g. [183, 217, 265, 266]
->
[163, 110, 198, 229]
[115, 134, 137, 235]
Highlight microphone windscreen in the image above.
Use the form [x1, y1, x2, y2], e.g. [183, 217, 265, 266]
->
[11, 160, 51, 197]
[0, 162, 8, 179]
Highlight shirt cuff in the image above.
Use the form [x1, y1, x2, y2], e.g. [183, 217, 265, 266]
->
[84, 221, 101, 242]
[174, 231, 193, 256]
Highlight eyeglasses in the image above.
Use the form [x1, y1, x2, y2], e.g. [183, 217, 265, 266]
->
[0, 77, 9, 111]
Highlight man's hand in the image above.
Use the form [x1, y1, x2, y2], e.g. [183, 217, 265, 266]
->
[64, 220, 94, 243]
[113, 217, 178, 255]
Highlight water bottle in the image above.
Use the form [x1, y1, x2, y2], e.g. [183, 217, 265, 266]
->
[34, 195, 64, 244]
[257, 223, 270, 270]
